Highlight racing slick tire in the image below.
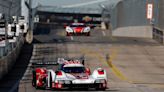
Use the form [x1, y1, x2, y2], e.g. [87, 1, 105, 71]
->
[96, 83, 107, 91]
[49, 72, 52, 88]
[86, 32, 90, 36]
[42, 77, 47, 89]
[66, 32, 71, 36]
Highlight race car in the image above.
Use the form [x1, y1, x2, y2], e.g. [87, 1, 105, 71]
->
[65, 23, 91, 36]
[32, 68, 47, 89]
[32, 58, 107, 90]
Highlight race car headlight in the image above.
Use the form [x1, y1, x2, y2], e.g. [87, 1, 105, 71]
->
[95, 79, 106, 83]
[83, 27, 90, 32]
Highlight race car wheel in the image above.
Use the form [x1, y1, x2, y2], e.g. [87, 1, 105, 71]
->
[32, 70, 36, 87]
[66, 32, 71, 36]
[96, 83, 106, 91]
[42, 77, 47, 89]
[86, 32, 90, 36]
[49, 73, 52, 88]
[35, 85, 39, 89]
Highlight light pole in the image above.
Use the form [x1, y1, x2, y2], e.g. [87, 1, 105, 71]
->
[99, 4, 111, 30]
[24, 0, 33, 43]
[25, 0, 32, 30]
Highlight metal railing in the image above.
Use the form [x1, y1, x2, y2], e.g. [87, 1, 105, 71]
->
[0, 34, 23, 58]
[153, 27, 164, 44]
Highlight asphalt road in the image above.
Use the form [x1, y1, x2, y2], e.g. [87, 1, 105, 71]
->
[1, 27, 164, 92]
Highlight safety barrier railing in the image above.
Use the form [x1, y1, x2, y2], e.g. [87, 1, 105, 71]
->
[0, 34, 23, 58]
[153, 27, 164, 44]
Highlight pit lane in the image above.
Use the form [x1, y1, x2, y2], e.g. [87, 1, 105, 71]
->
[11, 27, 164, 92]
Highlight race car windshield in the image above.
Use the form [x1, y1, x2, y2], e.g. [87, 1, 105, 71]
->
[63, 67, 85, 73]
[70, 24, 86, 27]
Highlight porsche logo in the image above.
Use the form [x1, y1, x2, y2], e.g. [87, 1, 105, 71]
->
[83, 16, 92, 22]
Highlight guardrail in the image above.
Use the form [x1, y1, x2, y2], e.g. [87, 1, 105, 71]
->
[0, 35, 23, 57]
[153, 27, 164, 44]
[0, 34, 24, 79]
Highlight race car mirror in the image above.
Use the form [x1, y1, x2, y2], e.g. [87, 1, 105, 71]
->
[85, 67, 91, 75]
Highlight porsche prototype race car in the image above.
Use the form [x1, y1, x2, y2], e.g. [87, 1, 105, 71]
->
[65, 23, 91, 36]
[32, 68, 47, 89]
[32, 58, 107, 90]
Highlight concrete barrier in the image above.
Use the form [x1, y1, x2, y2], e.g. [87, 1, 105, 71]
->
[112, 26, 153, 38]
[0, 36, 24, 79]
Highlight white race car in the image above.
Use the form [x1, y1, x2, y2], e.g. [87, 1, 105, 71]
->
[65, 23, 91, 36]
[32, 58, 107, 90]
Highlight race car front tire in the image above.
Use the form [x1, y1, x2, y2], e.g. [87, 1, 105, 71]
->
[49, 72, 52, 88]
[66, 32, 71, 36]
[96, 83, 107, 91]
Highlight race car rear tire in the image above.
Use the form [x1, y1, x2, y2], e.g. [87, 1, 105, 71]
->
[49, 73, 52, 88]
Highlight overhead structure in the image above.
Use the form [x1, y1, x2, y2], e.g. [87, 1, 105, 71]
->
[32, 0, 122, 14]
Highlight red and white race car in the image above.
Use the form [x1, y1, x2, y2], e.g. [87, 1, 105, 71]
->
[32, 68, 47, 89]
[65, 23, 91, 36]
[32, 58, 107, 90]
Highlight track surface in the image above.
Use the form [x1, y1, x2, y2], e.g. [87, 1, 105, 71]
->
[1, 28, 164, 92]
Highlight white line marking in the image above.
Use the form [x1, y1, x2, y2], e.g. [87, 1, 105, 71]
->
[102, 31, 106, 36]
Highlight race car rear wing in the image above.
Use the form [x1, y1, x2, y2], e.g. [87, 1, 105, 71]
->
[31, 61, 58, 68]
[31, 57, 58, 68]
[32, 61, 58, 66]
[31, 55, 85, 68]
[57, 55, 85, 65]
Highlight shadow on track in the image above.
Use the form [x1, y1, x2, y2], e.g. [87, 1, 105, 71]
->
[0, 43, 33, 92]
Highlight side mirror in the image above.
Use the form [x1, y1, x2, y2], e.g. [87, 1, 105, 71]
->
[85, 67, 91, 75]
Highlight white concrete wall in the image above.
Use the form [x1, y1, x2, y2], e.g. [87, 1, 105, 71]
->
[112, 26, 152, 38]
